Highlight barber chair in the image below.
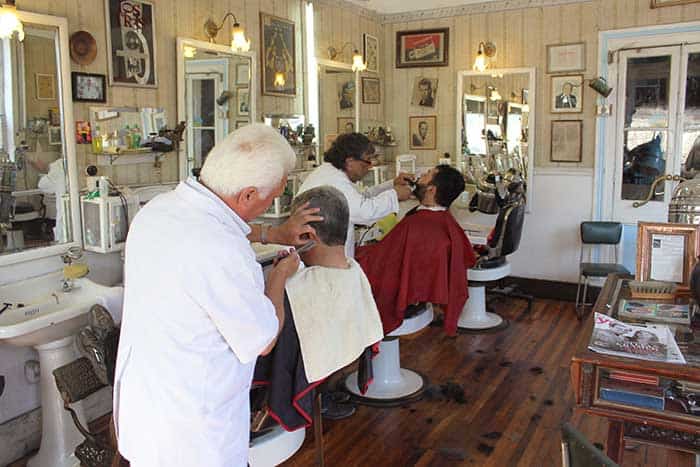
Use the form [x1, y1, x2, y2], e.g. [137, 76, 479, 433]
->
[458, 200, 531, 330]
[249, 425, 306, 466]
[343, 303, 433, 406]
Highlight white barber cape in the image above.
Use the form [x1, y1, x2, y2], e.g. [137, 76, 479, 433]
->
[297, 162, 399, 257]
[113, 177, 279, 467]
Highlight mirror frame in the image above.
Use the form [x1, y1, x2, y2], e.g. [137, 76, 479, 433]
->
[1, 11, 81, 267]
[317, 59, 359, 147]
[456, 68, 536, 207]
[176, 37, 257, 181]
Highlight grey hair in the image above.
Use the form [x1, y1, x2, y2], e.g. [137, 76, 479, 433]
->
[291, 186, 348, 247]
[200, 124, 295, 198]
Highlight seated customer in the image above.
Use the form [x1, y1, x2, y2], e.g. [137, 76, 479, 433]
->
[253, 186, 384, 426]
[356, 165, 476, 336]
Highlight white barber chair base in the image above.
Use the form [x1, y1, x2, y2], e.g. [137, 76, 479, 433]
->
[458, 263, 511, 331]
[249, 425, 305, 467]
[343, 304, 433, 407]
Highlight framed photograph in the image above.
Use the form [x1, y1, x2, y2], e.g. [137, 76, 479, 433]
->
[551, 75, 583, 113]
[48, 107, 60, 126]
[237, 88, 250, 116]
[651, 0, 700, 7]
[396, 28, 449, 68]
[35, 73, 55, 100]
[337, 117, 355, 134]
[75, 121, 92, 144]
[235, 63, 250, 85]
[48, 126, 62, 145]
[362, 77, 380, 104]
[550, 120, 582, 163]
[636, 222, 700, 292]
[409, 116, 437, 150]
[105, 0, 157, 87]
[363, 33, 379, 73]
[338, 80, 355, 111]
[546, 42, 585, 74]
[260, 13, 296, 97]
[71, 72, 106, 103]
[411, 77, 437, 108]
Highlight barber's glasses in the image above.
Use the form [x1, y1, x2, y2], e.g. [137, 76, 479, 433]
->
[356, 155, 377, 166]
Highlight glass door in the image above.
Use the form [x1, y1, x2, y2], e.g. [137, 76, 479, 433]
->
[185, 72, 221, 170]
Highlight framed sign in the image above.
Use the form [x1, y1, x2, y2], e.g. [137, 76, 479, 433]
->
[409, 116, 437, 150]
[546, 42, 585, 74]
[71, 72, 106, 103]
[651, 0, 700, 7]
[551, 75, 583, 113]
[550, 120, 582, 163]
[396, 28, 449, 68]
[105, 0, 157, 87]
[636, 222, 700, 292]
[35, 73, 55, 100]
[362, 77, 380, 104]
[260, 13, 296, 97]
[363, 33, 379, 73]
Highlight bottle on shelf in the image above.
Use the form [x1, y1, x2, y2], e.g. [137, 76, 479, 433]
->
[92, 126, 103, 154]
[131, 125, 141, 149]
[124, 125, 132, 149]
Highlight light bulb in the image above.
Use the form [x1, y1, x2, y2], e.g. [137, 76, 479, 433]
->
[352, 50, 366, 72]
[490, 89, 502, 101]
[274, 72, 286, 88]
[231, 23, 250, 52]
[183, 46, 196, 58]
[0, 3, 23, 42]
[473, 53, 486, 72]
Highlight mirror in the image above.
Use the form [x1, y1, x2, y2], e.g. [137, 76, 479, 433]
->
[88, 106, 167, 153]
[317, 60, 358, 153]
[0, 12, 81, 264]
[457, 68, 536, 199]
[177, 38, 256, 179]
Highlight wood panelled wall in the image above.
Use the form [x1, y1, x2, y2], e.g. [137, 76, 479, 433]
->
[383, 0, 700, 168]
[22, 0, 305, 186]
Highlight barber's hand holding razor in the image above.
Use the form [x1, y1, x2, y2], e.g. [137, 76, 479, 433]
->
[269, 249, 300, 282]
[394, 172, 415, 187]
[269, 202, 324, 246]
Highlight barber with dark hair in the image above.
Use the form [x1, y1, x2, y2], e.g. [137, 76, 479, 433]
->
[297, 132, 413, 259]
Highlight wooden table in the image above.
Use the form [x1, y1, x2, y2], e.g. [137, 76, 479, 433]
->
[571, 274, 700, 463]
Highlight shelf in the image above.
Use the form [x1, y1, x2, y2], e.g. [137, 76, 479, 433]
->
[95, 151, 163, 166]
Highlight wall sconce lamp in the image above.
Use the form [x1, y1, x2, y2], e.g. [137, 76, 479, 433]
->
[327, 42, 366, 72]
[183, 45, 197, 58]
[204, 12, 250, 52]
[473, 41, 496, 72]
[0, 0, 24, 42]
[489, 87, 502, 101]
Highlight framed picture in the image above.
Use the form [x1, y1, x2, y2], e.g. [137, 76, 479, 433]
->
[550, 120, 582, 163]
[636, 222, 700, 292]
[338, 80, 355, 111]
[337, 117, 355, 134]
[71, 72, 106, 103]
[237, 88, 250, 116]
[651, 0, 700, 7]
[75, 121, 92, 144]
[363, 33, 379, 73]
[105, 0, 157, 87]
[235, 63, 250, 85]
[551, 75, 583, 113]
[260, 13, 296, 97]
[48, 107, 60, 126]
[546, 42, 585, 74]
[362, 77, 380, 104]
[35, 73, 55, 100]
[48, 126, 62, 145]
[409, 116, 437, 150]
[411, 77, 437, 108]
[522, 89, 529, 105]
[396, 28, 449, 68]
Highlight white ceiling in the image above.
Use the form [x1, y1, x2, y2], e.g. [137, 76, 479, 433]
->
[346, 0, 501, 15]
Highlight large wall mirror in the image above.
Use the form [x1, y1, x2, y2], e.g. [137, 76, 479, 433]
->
[1, 11, 80, 265]
[317, 59, 358, 154]
[456, 68, 536, 202]
[176, 38, 256, 180]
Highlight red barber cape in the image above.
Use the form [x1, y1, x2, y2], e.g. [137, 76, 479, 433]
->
[356, 209, 477, 336]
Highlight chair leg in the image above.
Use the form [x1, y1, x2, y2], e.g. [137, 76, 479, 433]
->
[582, 278, 590, 313]
[575, 274, 583, 319]
[314, 391, 324, 467]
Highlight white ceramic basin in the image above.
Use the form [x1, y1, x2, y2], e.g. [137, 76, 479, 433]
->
[0, 270, 123, 347]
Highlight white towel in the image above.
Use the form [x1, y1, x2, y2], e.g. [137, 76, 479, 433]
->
[285, 258, 384, 383]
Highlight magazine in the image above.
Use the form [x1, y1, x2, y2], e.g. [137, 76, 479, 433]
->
[589, 313, 686, 364]
[618, 299, 690, 325]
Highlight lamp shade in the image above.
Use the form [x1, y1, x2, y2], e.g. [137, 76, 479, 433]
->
[0, 3, 23, 41]
[231, 22, 250, 52]
[352, 49, 366, 72]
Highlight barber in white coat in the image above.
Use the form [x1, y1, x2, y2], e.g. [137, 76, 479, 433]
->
[298, 133, 413, 257]
[113, 124, 319, 467]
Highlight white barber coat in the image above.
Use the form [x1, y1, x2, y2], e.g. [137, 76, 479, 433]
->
[297, 162, 398, 257]
[113, 177, 278, 467]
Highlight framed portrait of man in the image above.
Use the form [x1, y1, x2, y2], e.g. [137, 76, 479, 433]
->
[260, 13, 296, 97]
[411, 77, 437, 108]
[409, 116, 437, 150]
[338, 80, 355, 111]
[337, 117, 355, 134]
[396, 28, 449, 68]
[363, 33, 379, 73]
[237, 88, 250, 116]
[551, 75, 583, 113]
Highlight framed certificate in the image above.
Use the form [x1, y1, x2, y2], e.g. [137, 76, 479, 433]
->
[636, 222, 700, 292]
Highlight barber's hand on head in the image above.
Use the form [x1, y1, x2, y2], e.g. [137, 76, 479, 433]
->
[270, 201, 323, 246]
[394, 172, 415, 187]
[269, 250, 300, 282]
[395, 183, 413, 202]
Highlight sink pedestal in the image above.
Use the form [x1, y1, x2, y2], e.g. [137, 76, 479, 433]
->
[28, 335, 87, 467]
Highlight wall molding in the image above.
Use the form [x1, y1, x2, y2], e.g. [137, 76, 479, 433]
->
[533, 167, 595, 177]
[378, 0, 594, 24]
[314, 0, 382, 21]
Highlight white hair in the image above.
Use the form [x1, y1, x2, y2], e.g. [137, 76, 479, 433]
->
[200, 123, 296, 197]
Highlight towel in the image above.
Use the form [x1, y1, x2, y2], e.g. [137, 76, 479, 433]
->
[285, 258, 384, 383]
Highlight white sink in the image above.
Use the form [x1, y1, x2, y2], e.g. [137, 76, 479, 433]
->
[0, 270, 123, 467]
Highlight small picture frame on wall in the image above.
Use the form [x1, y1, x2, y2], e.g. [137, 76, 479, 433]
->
[362, 77, 380, 104]
[409, 115, 437, 150]
[636, 222, 700, 291]
[546, 42, 585, 74]
[235, 63, 250, 85]
[71, 72, 107, 103]
[551, 75, 583, 113]
[36, 73, 55, 100]
[48, 126, 62, 145]
[363, 33, 379, 73]
[651, 0, 700, 7]
[550, 120, 582, 163]
[237, 88, 250, 116]
[337, 117, 355, 134]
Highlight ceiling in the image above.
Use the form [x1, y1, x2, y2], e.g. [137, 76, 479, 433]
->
[346, 0, 501, 15]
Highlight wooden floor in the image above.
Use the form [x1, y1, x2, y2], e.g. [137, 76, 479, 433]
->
[9, 297, 695, 467]
[283, 298, 696, 467]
